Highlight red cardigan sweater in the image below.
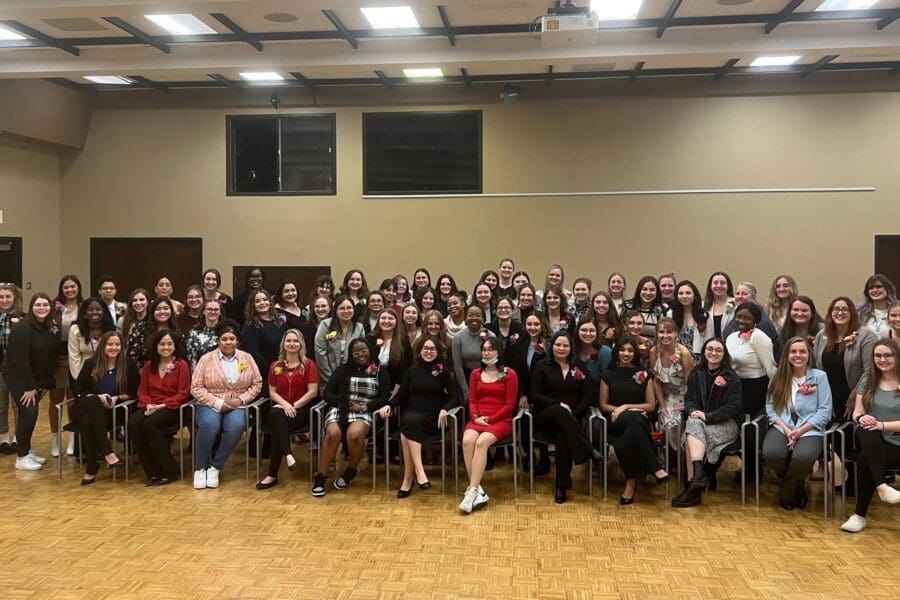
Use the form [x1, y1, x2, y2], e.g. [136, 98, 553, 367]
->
[137, 359, 191, 410]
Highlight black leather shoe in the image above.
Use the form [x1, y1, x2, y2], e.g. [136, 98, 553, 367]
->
[80, 477, 96, 486]
[106, 460, 122, 470]
[688, 472, 710, 490]
[795, 488, 809, 510]
[417, 479, 432, 490]
[148, 477, 172, 487]
[146, 476, 161, 486]
[672, 487, 702, 508]
[0, 442, 11, 455]
[619, 494, 635, 505]
[654, 472, 670, 484]
[286, 457, 299, 472]
[255, 478, 279, 490]
[397, 487, 412, 498]
[779, 499, 795, 511]
[554, 487, 567, 504]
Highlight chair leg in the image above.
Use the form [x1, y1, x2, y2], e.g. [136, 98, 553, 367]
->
[371, 424, 377, 491]
[512, 426, 518, 499]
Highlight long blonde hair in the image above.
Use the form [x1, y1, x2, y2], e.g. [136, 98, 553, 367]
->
[276, 328, 307, 375]
[765, 274, 798, 324]
[0, 283, 23, 315]
[861, 339, 900, 412]
[767, 336, 812, 415]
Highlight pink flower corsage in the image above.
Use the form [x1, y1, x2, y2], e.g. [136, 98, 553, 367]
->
[738, 330, 752, 340]
[572, 367, 585, 381]
[54, 301, 64, 312]
[669, 349, 683, 365]
[799, 382, 818, 395]
[843, 332, 858, 348]
[534, 343, 544, 352]
[633, 370, 649, 385]
[367, 362, 378, 376]
[508, 333, 520, 344]
[713, 375, 727, 388]
[431, 363, 444, 377]
[164, 362, 176, 375]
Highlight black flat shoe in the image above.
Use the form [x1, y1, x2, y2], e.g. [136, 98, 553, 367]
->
[256, 478, 279, 490]
[80, 477, 96, 486]
[672, 487, 702, 508]
[779, 499, 795, 511]
[397, 487, 412, 498]
[0, 442, 11, 455]
[146, 476, 161, 486]
[106, 460, 122, 470]
[795, 488, 809, 510]
[148, 477, 172, 487]
[286, 457, 298, 472]
[688, 472, 709, 491]
[554, 487, 567, 504]
[619, 494, 635, 505]
[417, 479, 432, 490]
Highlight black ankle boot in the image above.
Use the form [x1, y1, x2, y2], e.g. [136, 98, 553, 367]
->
[689, 460, 709, 490]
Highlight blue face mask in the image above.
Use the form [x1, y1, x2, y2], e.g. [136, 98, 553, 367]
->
[483, 356, 499, 366]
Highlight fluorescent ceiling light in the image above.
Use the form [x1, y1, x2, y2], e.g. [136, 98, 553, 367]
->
[590, 0, 644, 20]
[403, 68, 444, 78]
[750, 55, 801, 67]
[815, 0, 879, 10]
[84, 75, 133, 85]
[145, 14, 216, 35]
[239, 72, 284, 82]
[361, 6, 420, 29]
[0, 24, 26, 40]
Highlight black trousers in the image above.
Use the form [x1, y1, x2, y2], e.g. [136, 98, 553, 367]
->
[128, 407, 180, 480]
[609, 410, 660, 480]
[537, 405, 592, 489]
[855, 428, 900, 517]
[73, 395, 114, 476]
[266, 404, 311, 477]
[7, 382, 41, 458]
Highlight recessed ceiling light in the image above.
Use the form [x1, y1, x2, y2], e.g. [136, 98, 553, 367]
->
[403, 68, 444, 78]
[239, 72, 284, 82]
[84, 75, 133, 85]
[816, 0, 879, 10]
[750, 56, 801, 67]
[590, 0, 644, 20]
[0, 24, 27, 40]
[361, 6, 420, 29]
[145, 14, 216, 35]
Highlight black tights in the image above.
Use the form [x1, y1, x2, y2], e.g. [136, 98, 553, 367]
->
[854, 428, 900, 517]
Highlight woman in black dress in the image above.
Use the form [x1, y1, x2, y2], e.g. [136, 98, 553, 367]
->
[379, 335, 456, 498]
[241, 289, 286, 398]
[599, 335, 669, 504]
[530, 330, 602, 504]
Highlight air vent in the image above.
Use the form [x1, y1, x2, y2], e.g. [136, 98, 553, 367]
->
[572, 62, 616, 72]
[716, 0, 753, 5]
[264, 12, 298, 23]
[42, 17, 108, 32]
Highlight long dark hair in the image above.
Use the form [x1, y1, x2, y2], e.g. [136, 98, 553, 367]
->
[90, 331, 131, 394]
[823, 296, 861, 352]
[146, 297, 180, 346]
[544, 330, 574, 367]
[858, 274, 897, 323]
[54, 274, 83, 306]
[779, 295, 823, 346]
[75, 297, 116, 340]
[861, 338, 900, 412]
[147, 329, 186, 371]
[672, 280, 708, 329]
[121, 288, 150, 336]
[628, 275, 661, 310]
[703, 271, 734, 310]
[610, 335, 643, 369]
[696, 337, 731, 372]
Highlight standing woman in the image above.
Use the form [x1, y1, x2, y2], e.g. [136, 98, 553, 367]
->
[573, 319, 612, 388]
[650, 318, 694, 435]
[452, 305, 491, 404]
[177, 285, 204, 332]
[762, 337, 832, 510]
[472, 282, 496, 324]
[889, 301, 900, 341]
[50, 275, 81, 457]
[510, 312, 551, 473]
[599, 335, 668, 504]
[543, 287, 571, 334]
[813, 297, 875, 422]
[0, 283, 23, 453]
[379, 279, 402, 314]
[435, 274, 459, 316]
[703, 271, 736, 340]
[393, 275, 412, 307]
[419, 310, 450, 357]
[841, 339, 900, 533]
[411, 268, 432, 299]
[314, 295, 365, 387]
[658, 274, 677, 306]
[340, 269, 369, 318]
[127, 298, 179, 369]
[779, 296, 823, 352]
[273, 280, 306, 331]
[443, 293, 467, 340]
[857, 274, 897, 339]
[68, 297, 116, 384]
[415, 287, 437, 315]
[256, 330, 319, 490]
[74, 331, 139, 484]
[496, 258, 517, 300]
[401, 304, 422, 346]
[514, 284, 538, 322]
[303, 275, 334, 318]
[458, 337, 518, 513]
[531, 331, 601, 503]
[1, 293, 59, 470]
[571, 278, 592, 324]
[512, 271, 531, 296]
[625, 276, 668, 339]
[536, 264, 573, 307]
[672, 280, 708, 360]
[359, 291, 386, 334]
[228, 267, 266, 325]
[118, 288, 149, 338]
[154, 276, 184, 315]
[201, 268, 232, 309]
[191, 321, 263, 489]
[380, 335, 456, 497]
[622, 310, 654, 365]
[485, 297, 524, 348]
[607, 273, 627, 315]
[590, 291, 622, 347]
[242, 289, 286, 398]
[765, 275, 798, 330]
[302, 296, 331, 361]
[368, 308, 413, 391]
[185, 299, 223, 369]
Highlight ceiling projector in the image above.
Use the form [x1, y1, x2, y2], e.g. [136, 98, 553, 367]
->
[540, 2, 599, 48]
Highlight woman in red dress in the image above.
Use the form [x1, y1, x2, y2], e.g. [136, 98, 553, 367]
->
[459, 336, 518, 513]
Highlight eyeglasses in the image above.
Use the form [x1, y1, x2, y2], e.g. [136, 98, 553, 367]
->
[831, 307, 851, 315]
[874, 353, 895, 360]
[705, 347, 725, 354]
[421, 347, 438, 353]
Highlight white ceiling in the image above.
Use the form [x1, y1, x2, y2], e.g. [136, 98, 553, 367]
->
[0, 0, 898, 87]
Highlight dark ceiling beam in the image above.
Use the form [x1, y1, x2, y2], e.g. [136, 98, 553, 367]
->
[545, 65, 554, 86]
[322, 9, 358, 49]
[0, 19, 79, 55]
[656, 0, 683, 39]
[437, 5, 456, 47]
[127, 75, 170, 92]
[460, 67, 471, 88]
[629, 61, 644, 82]
[374, 70, 394, 89]
[713, 58, 740, 81]
[290, 71, 316, 89]
[801, 54, 838, 77]
[877, 15, 898, 30]
[207, 73, 243, 94]
[764, 0, 805, 34]
[44, 77, 94, 93]
[102, 16, 170, 53]
[210, 13, 263, 51]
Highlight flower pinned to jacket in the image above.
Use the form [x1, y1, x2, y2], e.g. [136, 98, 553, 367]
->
[54, 301, 64, 312]
[325, 331, 338, 340]
[115, 304, 125, 317]
[10, 317, 20, 324]
[725, 301, 735, 315]
[738, 330, 752, 341]
[842, 331, 858, 348]
[697, 322, 707, 334]
[367, 362, 379, 376]
[163, 362, 177, 375]
[508, 333, 520, 345]
[713, 375, 728, 388]
[603, 327, 616, 342]
[431, 363, 444, 377]
[238, 362, 249, 373]
[572, 367, 586, 381]
[275, 312, 287, 327]
[534, 343, 544, 352]
[478, 330, 489, 339]
[497, 366, 509, 381]
[637, 342, 648, 352]
[799, 382, 818, 395]
[376, 338, 384, 347]
[633, 370, 649, 385]
[589, 349, 598, 360]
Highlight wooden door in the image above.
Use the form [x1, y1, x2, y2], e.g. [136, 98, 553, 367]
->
[232, 266, 331, 304]
[874, 236, 900, 288]
[91, 238, 203, 300]
[0, 237, 23, 287]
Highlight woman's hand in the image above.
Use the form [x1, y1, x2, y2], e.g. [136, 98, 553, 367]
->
[20, 389, 38, 407]
[689, 410, 706, 421]
[349, 401, 366, 414]
[474, 416, 489, 427]
[377, 405, 392, 419]
[610, 405, 626, 423]
[859, 415, 883, 431]
[560, 402, 572, 414]
[438, 409, 449, 429]
[98, 394, 114, 409]
[280, 403, 297, 419]
[223, 397, 241, 411]
[518, 396, 529, 410]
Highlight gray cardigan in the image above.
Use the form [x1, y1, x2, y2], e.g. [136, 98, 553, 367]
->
[812, 327, 875, 403]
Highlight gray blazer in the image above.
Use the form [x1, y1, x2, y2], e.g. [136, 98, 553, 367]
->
[314, 318, 365, 386]
[812, 327, 875, 403]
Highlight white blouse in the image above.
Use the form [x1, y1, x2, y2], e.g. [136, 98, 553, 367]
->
[726, 328, 777, 380]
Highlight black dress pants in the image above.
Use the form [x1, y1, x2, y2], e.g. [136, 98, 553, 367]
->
[128, 407, 180, 480]
[537, 404, 592, 489]
[609, 410, 660, 480]
[73, 395, 114, 476]
[267, 404, 312, 478]
[855, 428, 900, 517]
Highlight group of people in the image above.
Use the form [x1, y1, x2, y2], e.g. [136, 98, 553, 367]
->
[0, 262, 897, 532]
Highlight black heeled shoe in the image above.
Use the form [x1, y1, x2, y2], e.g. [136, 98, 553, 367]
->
[417, 479, 432, 490]
[106, 459, 122, 470]
[80, 476, 96, 486]
[397, 487, 412, 498]
[554, 487, 567, 504]
[795, 488, 809, 510]
[256, 478, 279, 490]
[654, 472, 670, 484]
[286, 457, 298, 472]
[619, 494, 635, 505]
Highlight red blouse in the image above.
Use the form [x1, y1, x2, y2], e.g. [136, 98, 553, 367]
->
[137, 359, 191, 410]
[267, 359, 319, 403]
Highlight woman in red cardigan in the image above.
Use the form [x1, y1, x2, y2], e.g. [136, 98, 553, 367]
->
[128, 329, 191, 486]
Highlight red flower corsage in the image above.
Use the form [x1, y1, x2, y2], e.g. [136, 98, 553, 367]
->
[431, 363, 443, 377]
[534, 343, 544, 352]
[738, 330, 752, 340]
[367, 362, 379, 375]
[589, 349, 598, 360]
[572, 367, 585, 380]
[799, 382, 818, 395]
[603, 327, 616, 342]
[633, 370, 649, 384]
[713, 375, 727, 388]
[669, 349, 683, 365]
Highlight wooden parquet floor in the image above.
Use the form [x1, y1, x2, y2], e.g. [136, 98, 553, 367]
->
[0, 423, 897, 599]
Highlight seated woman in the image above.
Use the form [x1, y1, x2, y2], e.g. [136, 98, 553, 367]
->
[257, 330, 319, 490]
[650, 318, 694, 439]
[762, 336, 832, 511]
[73, 331, 139, 485]
[128, 329, 191, 486]
[190, 320, 263, 490]
[459, 337, 518, 513]
[841, 339, 900, 532]
[599, 335, 669, 505]
[312, 338, 389, 497]
[531, 331, 602, 504]
[671, 338, 742, 507]
[378, 335, 456, 498]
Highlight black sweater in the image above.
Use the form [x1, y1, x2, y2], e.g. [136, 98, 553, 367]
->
[1, 321, 59, 391]
[390, 362, 457, 413]
[683, 366, 743, 425]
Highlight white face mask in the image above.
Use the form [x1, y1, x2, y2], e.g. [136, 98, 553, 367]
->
[483, 356, 499, 366]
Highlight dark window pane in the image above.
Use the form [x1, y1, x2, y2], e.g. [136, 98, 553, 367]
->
[281, 116, 335, 193]
[231, 118, 278, 193]
[364, 112, 482, 194]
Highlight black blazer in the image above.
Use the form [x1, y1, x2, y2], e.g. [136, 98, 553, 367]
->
[74, 356, 140, 399]
[509, 336, 546, 402]
[485, 319, 525, 349]
[530, 359, 593, 419]
[683, 366, 743, 425]
[323, 363, 392, 416]
[365, 333, 413, 388]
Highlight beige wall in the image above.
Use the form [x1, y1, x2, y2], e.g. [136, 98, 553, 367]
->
[0, 137, 61, 297]
[56, 88, 900, 306]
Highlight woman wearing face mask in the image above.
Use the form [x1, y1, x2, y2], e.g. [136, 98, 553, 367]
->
[496, 258, 517, 301]
[672, 281, 708, 360]
[600, 335, 668, 504]
[532, 331, 602, 504]
[2, 293, 59, 471]
[314, 295, 365, 388]
[607, 273, 627, 315]
[452, 305, 492, 404]
[650, 318, 694, 437]
[762, 337, 832, 511]
[703, 271, 735, 340]
[514, 284, 538, 323]
[228, 267, 266, 325]
[185, 299, 223, 370]
[765, 275, 798, 330]
[118, 288, 149, 338]
[242, 289, 286, 399]
[302, 296, 332, 361]
[176, 285, 205, 332]
[273, 280, 306, 331]
[857, 274, 897, 339]
[0, 283, 23, 454]
[126, 297, 180, 369]
[443, 293, 467, 340]
[201, 268, 232, 309]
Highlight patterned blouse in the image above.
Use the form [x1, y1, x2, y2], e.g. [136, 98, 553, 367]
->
[185, 325, 219, 370]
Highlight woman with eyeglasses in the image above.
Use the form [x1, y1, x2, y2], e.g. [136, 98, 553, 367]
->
[185, 299, 224, 370]
[176, 285, 205, 333]
[485, 297, 525, 351]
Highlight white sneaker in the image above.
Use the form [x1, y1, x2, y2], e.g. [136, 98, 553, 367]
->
[15, 456, 42, 471]
[459, 487, 478, 513]
[26, 450, 47, 465]
[473, 488, 490, 509]
[66, 433, 76, 456]
[50, 433, 60, 458]
[206, 466, 220, 488]
[840, 514, 867, 533]
[193, 469, 207, 490]
[877, 485, 900, 504]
